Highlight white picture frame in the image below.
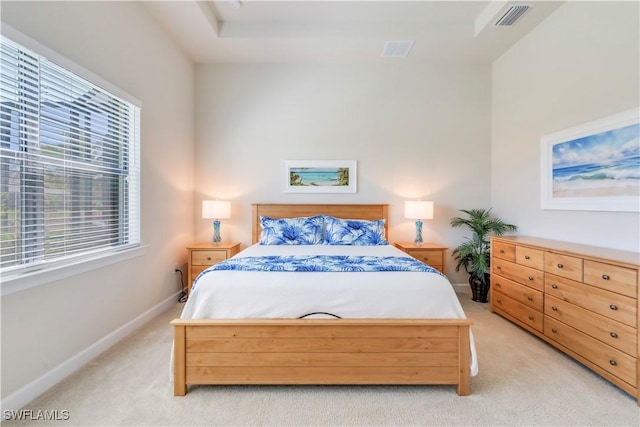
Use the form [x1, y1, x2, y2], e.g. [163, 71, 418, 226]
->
[540, 108, 640, 212]
[284, 160, 357, 193]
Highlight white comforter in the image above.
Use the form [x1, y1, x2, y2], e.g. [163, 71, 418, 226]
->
[180, 243, 478, 375]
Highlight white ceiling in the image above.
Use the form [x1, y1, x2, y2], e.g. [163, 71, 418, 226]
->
[142, 0, 564, 64]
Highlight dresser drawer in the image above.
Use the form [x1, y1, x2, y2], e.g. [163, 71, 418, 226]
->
[192, 250, 227, 266]
[545, 295, 637, 356]
[584, 260, 638, 298]
[492, 274, 543, 312]
[544, 252, 583, 281]
[190, 265, 210, 280]
[515, 246, 544, 270]
[493, 241, 515, 262]
[492, 259, 543, 291]
[408, 249, 443, 268]
[493, 291, 543, 332]
[545, 273, 637, 327]
[545, 316, 636, 386]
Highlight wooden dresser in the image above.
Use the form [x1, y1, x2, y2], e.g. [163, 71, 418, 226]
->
[490, 236, 639, 404]
[186, 242, 241, 294]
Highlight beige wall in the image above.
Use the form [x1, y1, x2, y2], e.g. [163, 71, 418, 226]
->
[491, 1, 640, 252]
[1, 1, 194, 400]
[194, 63, 492, 282]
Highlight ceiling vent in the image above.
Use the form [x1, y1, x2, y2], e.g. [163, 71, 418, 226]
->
[382, 40, 414, 58]
[494, 4, 532, 26]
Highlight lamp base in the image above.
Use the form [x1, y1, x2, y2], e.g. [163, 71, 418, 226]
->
[212, 220, 221, 245]
[414, 220, 423, 246]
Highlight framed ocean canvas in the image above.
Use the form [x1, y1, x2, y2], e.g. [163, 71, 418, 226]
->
[541, 108, 640, 212]
[284, 160, 357, 193]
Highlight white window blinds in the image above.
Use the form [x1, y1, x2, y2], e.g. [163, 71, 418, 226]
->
[0, 35, 140, 275]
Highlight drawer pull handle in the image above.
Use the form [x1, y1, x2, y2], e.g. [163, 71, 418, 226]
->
[527, 296, 533, 301]
[609, 304, 618, 311]
[497, 266, 502, 270]
[528, 276, 534, 281]
[497, 299, 502, 304]
[495, 282, 501, 287]
[551, 328, 557, 333]
[602, 274, 610, 280]
[499, 250, 504, 254]
[552, 306, 558, 311]
[528, 316, 534, 320]
[557, 263, 564, 268]
[610, 332, 618, 338]
[207, 257, 211, 261]
[609, 360, 617, 366]
[524, 255, 530, 260]
[551, 284, 558, 289]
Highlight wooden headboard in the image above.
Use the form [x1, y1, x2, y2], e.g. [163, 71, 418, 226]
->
[251, 204, 389, 244]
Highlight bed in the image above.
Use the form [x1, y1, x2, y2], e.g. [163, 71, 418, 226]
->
[172, 203, 475, 396]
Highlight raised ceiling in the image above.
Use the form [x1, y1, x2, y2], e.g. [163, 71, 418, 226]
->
[142, 1, 564, 64]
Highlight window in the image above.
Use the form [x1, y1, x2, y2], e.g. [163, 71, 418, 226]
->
[0, 34, 140, 281]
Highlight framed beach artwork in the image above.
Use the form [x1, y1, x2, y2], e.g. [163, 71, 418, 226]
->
[541, 108, 640, 212]
[284, 160, 357, 193]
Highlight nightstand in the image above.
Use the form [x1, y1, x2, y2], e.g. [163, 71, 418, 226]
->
[186, 242, 241, 294]
[393, 242, 448, 274]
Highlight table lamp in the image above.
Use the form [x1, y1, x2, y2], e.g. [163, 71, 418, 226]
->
[404, 200, 434, 246]
[202, 200, 231, 244]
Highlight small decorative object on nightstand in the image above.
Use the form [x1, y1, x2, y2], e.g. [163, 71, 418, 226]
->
[202, 200, 231, 244]
[186, 242, 240, 294]
[404, 201, 434, 246]
[394, 241, 447, 274]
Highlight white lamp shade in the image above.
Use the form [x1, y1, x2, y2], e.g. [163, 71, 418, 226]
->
[202, 200, 231, 219]
[404, 200, 434, 220]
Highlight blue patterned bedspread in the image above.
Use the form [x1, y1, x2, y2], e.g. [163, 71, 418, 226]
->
[209, 255, 443, 275]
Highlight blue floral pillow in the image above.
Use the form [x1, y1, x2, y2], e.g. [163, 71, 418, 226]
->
[259, 215, 324, 245]
[323, 216, 388, 246]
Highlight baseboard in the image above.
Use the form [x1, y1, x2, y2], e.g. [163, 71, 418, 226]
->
[1, 292, 180, 413]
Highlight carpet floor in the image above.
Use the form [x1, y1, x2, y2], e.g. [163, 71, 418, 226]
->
[4, 292, 639, 426]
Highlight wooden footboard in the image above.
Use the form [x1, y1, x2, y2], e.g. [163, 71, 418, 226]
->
[171, 318, 473, 396]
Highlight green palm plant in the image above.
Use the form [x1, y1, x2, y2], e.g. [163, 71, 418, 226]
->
[450, 208, 518, 301]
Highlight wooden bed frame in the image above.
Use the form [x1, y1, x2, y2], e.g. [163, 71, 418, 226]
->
[172, 204, 473, 396]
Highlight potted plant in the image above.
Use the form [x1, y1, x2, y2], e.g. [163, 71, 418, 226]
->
[450, 208, 518, 302]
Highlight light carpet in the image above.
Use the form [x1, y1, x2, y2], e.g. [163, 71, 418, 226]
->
[4, 292, 639, 426]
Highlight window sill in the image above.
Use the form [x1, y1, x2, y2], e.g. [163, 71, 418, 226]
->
[0, 245, 148, 296]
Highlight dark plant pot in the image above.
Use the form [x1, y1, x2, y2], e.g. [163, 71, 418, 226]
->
[469, 273, 491, 303]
